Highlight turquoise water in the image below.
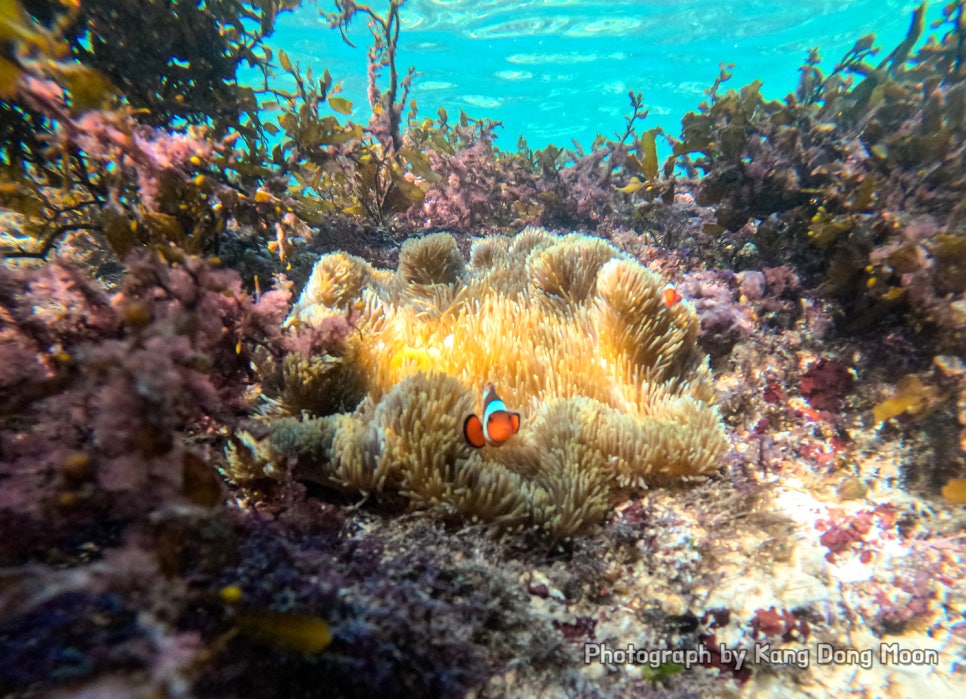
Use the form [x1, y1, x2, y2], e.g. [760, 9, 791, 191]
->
[270, 0, 940, 150]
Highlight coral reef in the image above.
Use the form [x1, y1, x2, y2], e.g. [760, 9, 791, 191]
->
[234, 229, 728, 537]
[3, 1, 966, 697]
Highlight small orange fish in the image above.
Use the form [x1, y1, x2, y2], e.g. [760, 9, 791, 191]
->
[463, 383, 520, 448]
[662, 283, 682, 308]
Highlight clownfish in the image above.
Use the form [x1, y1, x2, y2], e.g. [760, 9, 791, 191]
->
[662, 283, 682, 308]
[463, 383, 521, 448]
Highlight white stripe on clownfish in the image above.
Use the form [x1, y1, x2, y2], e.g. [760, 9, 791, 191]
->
[463, 382, 521, 448]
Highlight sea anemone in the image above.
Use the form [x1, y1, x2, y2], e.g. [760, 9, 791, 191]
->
[233, 228, 728, 536]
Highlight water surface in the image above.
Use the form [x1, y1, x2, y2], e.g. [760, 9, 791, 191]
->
[271, 0, 938, 148]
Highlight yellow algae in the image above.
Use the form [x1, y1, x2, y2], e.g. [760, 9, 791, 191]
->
[873, 375, 937, 424]
[941, 478, 966, 504]
[219, 585, 244, 603]
[235, 610, 332, 654]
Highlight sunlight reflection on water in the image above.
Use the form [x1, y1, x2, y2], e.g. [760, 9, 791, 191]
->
[269, 1, 938, 149]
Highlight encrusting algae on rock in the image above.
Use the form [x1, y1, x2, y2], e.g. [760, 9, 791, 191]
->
[230, 228, 727, 537]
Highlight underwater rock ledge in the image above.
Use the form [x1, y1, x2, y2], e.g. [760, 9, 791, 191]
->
[230, 228, 728, 537]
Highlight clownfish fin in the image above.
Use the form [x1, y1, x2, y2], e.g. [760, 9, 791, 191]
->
[463, 413, 486, 448]
[509, 412, 521, 434]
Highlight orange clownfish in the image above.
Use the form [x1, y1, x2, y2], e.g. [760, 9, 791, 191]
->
[463, 383, 521, 448]
[662, 283, 682, 308]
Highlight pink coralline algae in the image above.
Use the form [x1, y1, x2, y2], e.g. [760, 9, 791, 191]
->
[736, 270, 766, 300]
[402, 117, 646, 233]
[750, 607, 810, 642]
[799, 358, 854, 412]
[676, 265, 807, 360]
[817, 505, 896, 563]
[407, 130, 540, 231]
[20, 73, 216, 214]
[0, 252, 295, 562]
[69, 111, 215, 212]
[677, 270, 755, 357]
